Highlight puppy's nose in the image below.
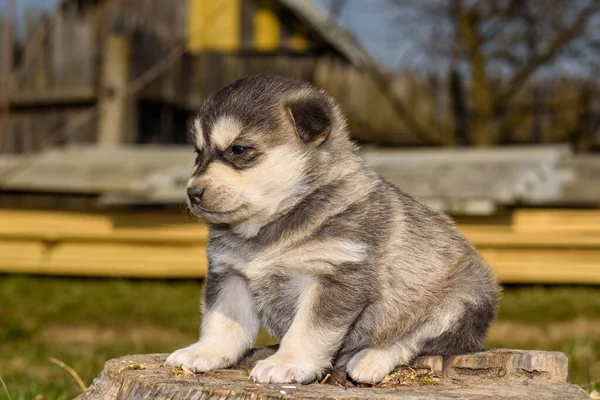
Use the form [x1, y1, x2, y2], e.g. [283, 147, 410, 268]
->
[187, 186, 204, 205]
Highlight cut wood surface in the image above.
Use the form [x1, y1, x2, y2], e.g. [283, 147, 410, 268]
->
[1, 208, 600, 283]
[76, 348, 589, 399]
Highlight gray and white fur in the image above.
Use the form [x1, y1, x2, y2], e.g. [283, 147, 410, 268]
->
[166, 74, 500, 384]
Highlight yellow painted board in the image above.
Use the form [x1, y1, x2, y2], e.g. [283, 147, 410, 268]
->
[0, 209, 113, 232]
[514, 209, 600, 232]
[7, 228, 600, 248]
[187, 0, 241, 52]
[0, 209, 209, 240]
[481, 248, 600, 284]
[0, 208, 201, 225]
[0, 241, 45, 269]
[461, 230, 600, 248]
[2, 239, 600, 283]
[49, 242, 208, 278]
[2, 208, 600, 283]
[457, 225, 514, 233]
[0, 232, 207, 244]
[0, 241, 208, 278]
[254, 0, 280, 51]
[480, 248, 600, 265]
[490, 263, 600, 284]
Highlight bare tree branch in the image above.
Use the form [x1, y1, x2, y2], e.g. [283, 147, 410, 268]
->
[493, 1, 600, 110]
[387, 0, 600, 147]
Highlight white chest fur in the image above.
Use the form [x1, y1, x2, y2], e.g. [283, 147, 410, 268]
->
[208, 238, 368, 280]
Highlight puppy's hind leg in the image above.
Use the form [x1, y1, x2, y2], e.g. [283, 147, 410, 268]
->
[166, 273, 260, 372]
[420, 297, 496, 357]
[346, 302, 467, 384]
[345, 335, 420, 384]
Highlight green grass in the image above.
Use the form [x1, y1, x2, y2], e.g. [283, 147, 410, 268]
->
[0, 276, 598, 399]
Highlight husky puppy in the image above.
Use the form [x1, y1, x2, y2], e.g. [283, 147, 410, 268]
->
[166, 74, 500, 384]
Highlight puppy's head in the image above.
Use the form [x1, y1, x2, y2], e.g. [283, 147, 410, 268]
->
[186, 74, 350, 233]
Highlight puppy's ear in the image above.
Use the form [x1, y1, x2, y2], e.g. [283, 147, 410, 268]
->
[287, 97, 331, 145]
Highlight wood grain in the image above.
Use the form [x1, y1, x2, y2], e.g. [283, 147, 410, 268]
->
[75, 349, 589, 399]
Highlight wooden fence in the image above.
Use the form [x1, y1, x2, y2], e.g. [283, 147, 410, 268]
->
[1, 0, 599, 153]
[2, 0, 190, 152]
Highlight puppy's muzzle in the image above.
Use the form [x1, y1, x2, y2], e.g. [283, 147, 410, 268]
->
[187, 186, 204, 206]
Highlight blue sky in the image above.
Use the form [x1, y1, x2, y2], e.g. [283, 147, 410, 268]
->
[314, 0, 420, 69]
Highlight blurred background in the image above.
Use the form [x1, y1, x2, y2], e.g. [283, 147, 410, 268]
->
[0, 0, 599, 398]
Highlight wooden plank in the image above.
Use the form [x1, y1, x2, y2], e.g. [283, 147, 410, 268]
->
[4, 208, 600, 244]
[97, 33, 130, 145]
[0, 209, 208, 241]
[480, 248, 600, 284]
[1, 209, 599, 283]
[9, 215, 591, 250]
[0, 209, 112, 233]
[1, 236, 598, 282]
[51, 2, 67, 89]
[460, 226, 600, 248]
[48, 242, 207, 278]
[514, 209, 600, 232]
[0, 240, 207, 278]
[9, 88, 96, 107]
[62, 3, 78, 88]
[24, 9, 50, 92]
[73, 8, 95, 88]
[0, 232, 206, 244]
[0, 241, 45, 269]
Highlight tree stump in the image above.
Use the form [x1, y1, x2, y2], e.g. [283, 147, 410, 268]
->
[76, 347, 589, 399]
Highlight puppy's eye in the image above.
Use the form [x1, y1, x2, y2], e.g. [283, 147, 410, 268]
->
[223, 145, 256, 167]
[231, 145, 248, 155]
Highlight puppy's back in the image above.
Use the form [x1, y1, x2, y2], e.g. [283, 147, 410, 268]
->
[336, 174, 499, 361]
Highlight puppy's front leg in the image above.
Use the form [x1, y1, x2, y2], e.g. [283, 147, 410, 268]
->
[251, 278, 361, 384]
[166, 273, 259, 372]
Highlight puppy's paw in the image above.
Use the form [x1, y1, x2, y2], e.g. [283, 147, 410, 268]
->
[346, 348, 396, 384]
[166, 342, 235, 373]
[250, 353, 326, 384]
